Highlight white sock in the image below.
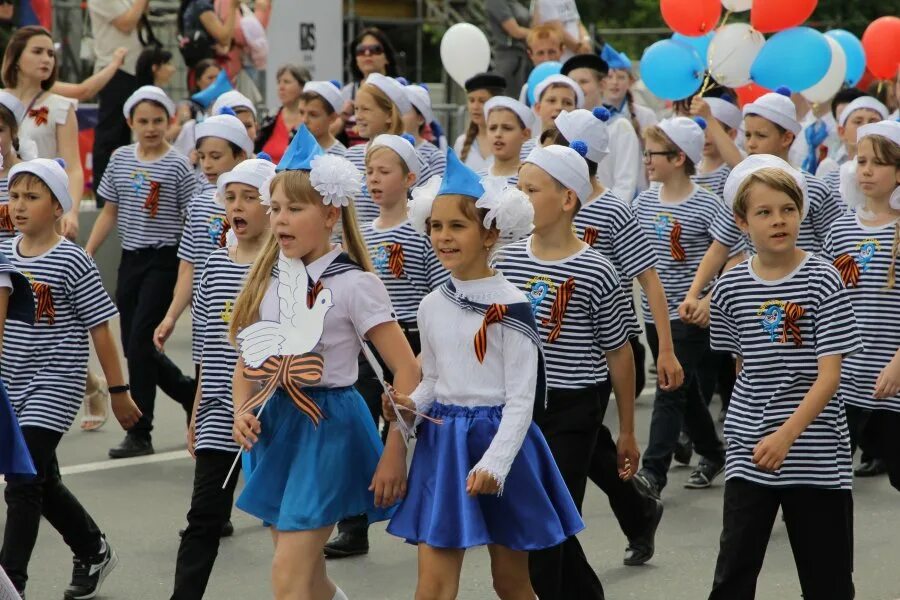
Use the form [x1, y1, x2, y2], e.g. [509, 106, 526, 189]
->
[332, 586, 348, 600]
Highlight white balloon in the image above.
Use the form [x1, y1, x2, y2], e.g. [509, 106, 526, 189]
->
[722, 0, 753, 11]
[708, 23, 765, 88]
[802, 37, 846, 104]
[440, 23, 491, 89]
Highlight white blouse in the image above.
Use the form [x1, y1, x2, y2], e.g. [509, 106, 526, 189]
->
[19, 94, 77, 159]
[453, 133, 493, 173]
[411, 272, 538, 488]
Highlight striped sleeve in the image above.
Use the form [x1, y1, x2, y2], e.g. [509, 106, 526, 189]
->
[70, 256, 118, 330]
[417, 142, 446, 180]
[177, 202, 196, 263]
[96, 149, 122, 203]
[591, 266, 640, 352]
[708, 203, 746, 252]
[709, 275, 741, 356]
[604, 198, 658, 280]
[808, 175, 844, 250]
[814, 266, 863, 358]
[424, 238, 448, 290]
[177, 163, 200, 213]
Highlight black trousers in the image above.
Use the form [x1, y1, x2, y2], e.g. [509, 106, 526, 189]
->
[846, 405, 900, 492]
[171, 450, 240, 600]
[642, 321, 725, 490]
[338, 325, 421, 536]
[117, 247, 196, 436]
[93, 69, 139, 207]
[709, 478, 854, 600]
[587, 381, 658, 540]
[0, 427, 102, 591]
[529, 386, 605, 600]
[700, 349, 736, 411]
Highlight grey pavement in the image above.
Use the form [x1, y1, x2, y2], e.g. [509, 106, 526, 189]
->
[4, 319, 900, 600]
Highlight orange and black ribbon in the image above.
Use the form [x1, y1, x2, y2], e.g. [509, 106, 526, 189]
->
[833, 254, 860, 288]
[388, 242, 405, 278]
[218, 220, 231, 248]
[32, 282, 55, 324]
[0, 205, 13, 232]
[306, 279, 323, 309]
[780, 301, 805, 347]
[543, 277, 575, 344]
[143, 181, 160, 217]
[670, 221, 686, 261]
[240, 353, 326, 425]
[474, 303, 507, 363]
[28, 106, 49, 126]
[582, 226, 599, 247]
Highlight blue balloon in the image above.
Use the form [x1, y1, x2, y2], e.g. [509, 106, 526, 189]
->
[672, 32, 713, 65]
[751, 28, 831, 92]
[826, 29, 866, 87]
[526, 61, 562, 105]
[640, 40, 704, 101]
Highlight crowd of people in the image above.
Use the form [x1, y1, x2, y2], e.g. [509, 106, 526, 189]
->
[0, 3, 899, 599]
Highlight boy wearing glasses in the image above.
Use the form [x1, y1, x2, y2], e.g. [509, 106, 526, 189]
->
[630, 117, 739, 500]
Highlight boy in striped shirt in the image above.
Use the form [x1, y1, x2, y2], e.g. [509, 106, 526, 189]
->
[707, 158, 861, 600]
[0, 159, 141, 600]
[86, 86, 199, 459]
[495, 142, 642, 598]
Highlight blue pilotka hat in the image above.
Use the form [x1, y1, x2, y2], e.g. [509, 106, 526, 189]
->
[600, 43, 632, 71]
[436, 148, 484, 199]
[275, 124, 324, 172]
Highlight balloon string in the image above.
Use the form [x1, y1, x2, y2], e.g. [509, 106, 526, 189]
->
[699, 10, 733, 96]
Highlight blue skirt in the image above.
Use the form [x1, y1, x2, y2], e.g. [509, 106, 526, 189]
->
[236, 387, 395, 531]
[387, 403, 584, 550]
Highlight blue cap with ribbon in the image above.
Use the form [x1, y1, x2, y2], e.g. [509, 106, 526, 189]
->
[437, 149, 484, 199]
[276, 124, 325, 172]
[600, 43, 632, 71]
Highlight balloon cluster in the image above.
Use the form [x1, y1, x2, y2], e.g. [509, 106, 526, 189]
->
[641, 0, 900, 105]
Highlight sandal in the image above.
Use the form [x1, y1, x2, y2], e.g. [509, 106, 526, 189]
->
[81, 374, 109, 432]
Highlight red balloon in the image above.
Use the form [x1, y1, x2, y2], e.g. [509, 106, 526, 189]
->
[735, 83, 771, 107]
[661, 0, 722, 36]
[862, 16, 900, 80]
[751, 0, 817, 33]
[856, 69, 875, 93]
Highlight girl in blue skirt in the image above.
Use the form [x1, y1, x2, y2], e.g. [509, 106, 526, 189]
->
[228, 126, 420, 600]
[384, 149, 584, 599]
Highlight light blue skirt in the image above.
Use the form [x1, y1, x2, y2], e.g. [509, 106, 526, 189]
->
[236, 387, 396, 531]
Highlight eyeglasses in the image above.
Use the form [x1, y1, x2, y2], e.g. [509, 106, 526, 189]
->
[642, 150, 678, 162]
[355, 43, 384, 57]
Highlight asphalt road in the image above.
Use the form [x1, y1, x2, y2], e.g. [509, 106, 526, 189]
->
[4, 320, 900, 600]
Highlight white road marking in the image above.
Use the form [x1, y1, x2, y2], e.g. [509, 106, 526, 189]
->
[1, 450, 190, 485]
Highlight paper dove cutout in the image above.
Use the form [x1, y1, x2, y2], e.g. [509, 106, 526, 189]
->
[236, 252, 334, 425]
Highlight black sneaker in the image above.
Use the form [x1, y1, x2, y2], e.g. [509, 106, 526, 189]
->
[323, 530, 369, 558]
[108, 434, 154, 459]
[63, 536, 118, 600]
[685, 459, 725, 489]
[632, 469, 661, 501]
[178, 520, 234, 538]
[854, 458, 887, 477]
[624, 496, 664, 566]
[673, 431, 693, 465]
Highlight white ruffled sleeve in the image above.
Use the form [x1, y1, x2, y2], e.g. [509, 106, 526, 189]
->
[469, 326, 538, 493]
[409, 297, 437, 421]
[50, 95, 78, 126]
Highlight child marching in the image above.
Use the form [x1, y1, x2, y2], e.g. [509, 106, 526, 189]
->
[478, 96, 533, 186]
[298, 81, 348, 157]
[0, 158, 141, 599]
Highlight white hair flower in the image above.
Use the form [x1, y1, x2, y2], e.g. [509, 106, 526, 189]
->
[891, 187, 900, 211]
[309, 154, 363, 207]
[476, 176, 534, 243]
[258, 172, 276, 210]
[839, 161, 866, 212]
[408, 175, 442, 235]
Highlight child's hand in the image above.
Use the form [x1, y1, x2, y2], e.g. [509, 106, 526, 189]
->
[110, 392, 141, 430]
[186, 419, 196, 459]
[874, 356, 900, 399]
[752, 429, 793, 472]
[690, 96, 712, 120]
[370, 446, 407, 507]
[691, 295, 712, 328]
[678, 295, 700, 323]
[466, 470, 500, 496]
[656, 350, 684, 391]
[382, 387, 416, 426]
[617, 432, 641, 481]
[233, 412, 261, 451]
[154, 317, 175, 352]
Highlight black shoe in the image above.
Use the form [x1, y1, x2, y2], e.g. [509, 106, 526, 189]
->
[673, 431, 693, 465]
[624, 496, 664, 566]
[632, 469, 661, 501]
[854, 458, 887, 477]
[178, 520, 234, 538]
[685, 459, 725, 489]
[108, 434, 154, 459]
[63, 536, 118, 600]
[323, 530, 369, 558]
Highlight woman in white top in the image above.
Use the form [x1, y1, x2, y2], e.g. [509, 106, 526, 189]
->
[2, 26, 83, 240]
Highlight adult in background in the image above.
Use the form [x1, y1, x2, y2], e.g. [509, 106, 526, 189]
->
[337, 27, 399, 148]
[530, 0, 591, 62]
[87, 0, 147, 208]
[177, 0, 240, 89]
[486, 0, 531, 95]
[255, 63, 309, 163]
[213, 0, 270, 84]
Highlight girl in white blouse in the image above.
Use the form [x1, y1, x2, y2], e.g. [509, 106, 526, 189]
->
[385, 149, 583, 599]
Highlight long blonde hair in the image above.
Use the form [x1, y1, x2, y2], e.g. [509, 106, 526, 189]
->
[229, 170, 372, 343]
